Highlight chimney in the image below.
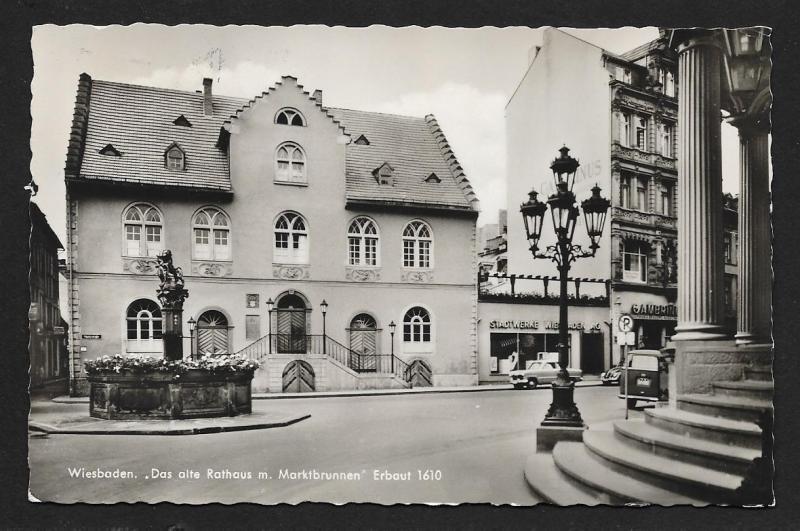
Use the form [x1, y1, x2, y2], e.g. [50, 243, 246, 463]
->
[203, 78, 213, 116]
[312, 89, 322, 105]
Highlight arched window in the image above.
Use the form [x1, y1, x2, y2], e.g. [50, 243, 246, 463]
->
[126, 299, 162, 341]
[274, 212, 309, 263]
[123, 203, 163, 257]
[403, 306, 431, 343]
[275, 143, 307, 183]
[275, 108, 306, 127]
[165, 146, 185, 170]
[622, 241, 648, 283]
[402, 220, 433, 268]
[193, 207, 231, 261]
[348, 217, 380, 266]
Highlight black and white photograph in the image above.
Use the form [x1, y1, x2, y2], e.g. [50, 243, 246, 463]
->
[23, 23, 774, 507]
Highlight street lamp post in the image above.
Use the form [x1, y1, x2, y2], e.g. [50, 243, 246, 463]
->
[320, 299, 328, 355]
[389, 320, 397, 373]
[266, 297, 274, 355]
[187, 317, 196, 360]
[520, 146, 610, 430]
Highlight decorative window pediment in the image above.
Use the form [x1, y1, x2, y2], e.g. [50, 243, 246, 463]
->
[99, 144, 121, 156]
[354, 134, 370, 146]
[372, 162, 395, 186]
[425, 172, 441, 183]
[173, 115, 193, 127]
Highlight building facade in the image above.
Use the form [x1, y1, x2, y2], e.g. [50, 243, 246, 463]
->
[505, 28, 680, 370]
[63, 74, 480, 395]
[29, 201, 68, 392]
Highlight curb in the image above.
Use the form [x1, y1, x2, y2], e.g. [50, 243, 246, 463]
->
[28, 414, 311, 436]
[49, 381, 605, 403]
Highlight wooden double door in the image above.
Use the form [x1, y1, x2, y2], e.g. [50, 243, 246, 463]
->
[276, 294, 308, 353]
[349, 314, 378, 371]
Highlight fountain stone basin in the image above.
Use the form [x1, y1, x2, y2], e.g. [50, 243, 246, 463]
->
[88, 369, 253, 420]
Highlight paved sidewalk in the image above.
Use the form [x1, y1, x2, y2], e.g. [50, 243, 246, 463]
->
[51, 379, 604, 404]
[29, 398, 310, 436]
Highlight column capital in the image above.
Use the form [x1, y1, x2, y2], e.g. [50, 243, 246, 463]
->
[672, 30, 724, 55]
[728, 109, 771, 138]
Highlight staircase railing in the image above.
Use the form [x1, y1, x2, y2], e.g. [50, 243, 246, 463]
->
[234, 333, 411, 384]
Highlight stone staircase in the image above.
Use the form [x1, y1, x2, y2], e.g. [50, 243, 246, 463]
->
[525, 364, 773, 505]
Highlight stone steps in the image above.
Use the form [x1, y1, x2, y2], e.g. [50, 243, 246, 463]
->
[524, 451, 610, 506]
[552, 440, 704, 506]
[678, 394, 773, 423]
[614, 419, 760, 476]
[644, 407, 762, 449]
[744, 365, 772, 382]
[712, 380, 773, 401]
[582, 430, 745, 503]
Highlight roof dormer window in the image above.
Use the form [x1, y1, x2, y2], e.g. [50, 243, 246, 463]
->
[354, 134, 370, 146]
[373, 162, 395, 186]
[173, 115, 192, 127]
[164, 143, 185, 171]
[425, 172, 441, 183]
[275, 108, 305, 127]
[99, 144, 121, 156]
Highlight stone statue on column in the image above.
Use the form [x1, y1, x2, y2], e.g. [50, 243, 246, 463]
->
[156, 250, 189, 360]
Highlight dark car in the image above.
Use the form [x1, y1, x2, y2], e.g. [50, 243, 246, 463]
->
[618, 349, 669, 408]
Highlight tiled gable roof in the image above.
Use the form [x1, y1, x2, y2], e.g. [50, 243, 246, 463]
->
[70, 76, 479, 211]
[77, 79, 245, 191]
[328, 108, 477, 211]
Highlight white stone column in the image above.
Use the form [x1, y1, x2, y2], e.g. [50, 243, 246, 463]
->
[735, 126, 771, 344]
[672, 36, 728, 341]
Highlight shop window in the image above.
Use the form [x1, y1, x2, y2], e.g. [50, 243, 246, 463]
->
[623, 241, 648, 283]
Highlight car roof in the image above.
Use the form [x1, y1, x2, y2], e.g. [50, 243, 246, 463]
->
[628, 349, 665, 357]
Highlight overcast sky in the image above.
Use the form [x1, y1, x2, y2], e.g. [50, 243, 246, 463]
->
[31, 25, 741, 243]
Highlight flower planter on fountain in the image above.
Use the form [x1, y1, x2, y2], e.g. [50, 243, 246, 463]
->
[86, 355, 259, 420]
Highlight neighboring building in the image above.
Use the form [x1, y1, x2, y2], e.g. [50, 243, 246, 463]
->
[723, 193, 739, 334]
[29, 201, 68, 392]
[478, 209, 508, 282]
[63, 74, 480, 395]
[505, 28, 678, 369]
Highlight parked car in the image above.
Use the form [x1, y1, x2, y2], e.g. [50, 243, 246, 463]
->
[509, 360, 582, 389]
[601, 362, 623, 385]
[618, 349, 669, 408]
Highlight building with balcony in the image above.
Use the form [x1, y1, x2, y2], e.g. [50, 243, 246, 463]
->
[505, 28, 679, 369]
[62, 74, 480, 395]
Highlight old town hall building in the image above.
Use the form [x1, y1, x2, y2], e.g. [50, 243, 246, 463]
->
[63, 74, 480, 395]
